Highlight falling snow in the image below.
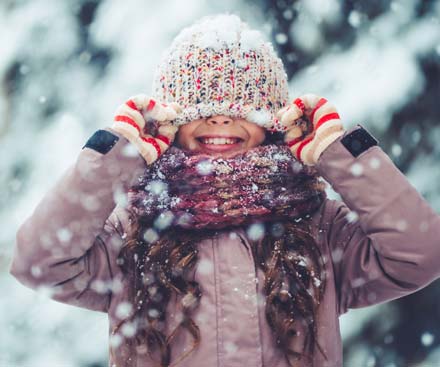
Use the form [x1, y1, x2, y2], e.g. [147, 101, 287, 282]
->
[197, 258, 214, 275]
[56, 227, 73, 243]
[369, 157, 381, 170]
[121, 322, 137, 337]
[115, 302, 133, 319]
[153, 210, 174, 230]
[348, 10, 363, 28]
[196, 160, 214, 175]
[110, 333, 123, 348]
[421, 332, 435, 347]
[350, 162, 364, 176]
[345, 210, 359, 223]
[143, 228, 159, 243]
[147, 180, 168, 196]
[275, 33, 288, 45]
[246, 222, 265, 241]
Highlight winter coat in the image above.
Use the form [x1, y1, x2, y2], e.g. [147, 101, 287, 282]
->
[9, 123, 440, 367]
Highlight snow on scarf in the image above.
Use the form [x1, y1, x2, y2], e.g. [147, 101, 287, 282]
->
[127, 144, 327, 231]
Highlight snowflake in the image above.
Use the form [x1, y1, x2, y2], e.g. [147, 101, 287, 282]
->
[247, 222, 265, 241]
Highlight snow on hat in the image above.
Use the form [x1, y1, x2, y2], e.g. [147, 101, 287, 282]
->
[151, 13, 290, 132]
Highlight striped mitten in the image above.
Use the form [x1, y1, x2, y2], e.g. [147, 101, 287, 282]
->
[276, 93, 346, 166]
[111, 94, 181, 164]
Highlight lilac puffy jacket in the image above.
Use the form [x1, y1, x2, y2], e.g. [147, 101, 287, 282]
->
[9, 124, 440, 367]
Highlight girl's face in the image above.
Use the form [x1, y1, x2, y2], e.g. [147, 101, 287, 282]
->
[174, 115, 266, 158]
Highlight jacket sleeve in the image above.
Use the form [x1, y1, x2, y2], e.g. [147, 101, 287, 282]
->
[315, 123, 440, 316]
[8, 127, 146, 313]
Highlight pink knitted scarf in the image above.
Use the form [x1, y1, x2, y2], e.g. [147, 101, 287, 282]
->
[127, 144, 327, 230]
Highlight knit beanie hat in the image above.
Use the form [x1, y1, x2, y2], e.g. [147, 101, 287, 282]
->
[151, 13, 290, 132]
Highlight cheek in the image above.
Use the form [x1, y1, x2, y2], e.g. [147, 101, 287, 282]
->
[176, 125, 199, 150]
[247, 127, 266, 147]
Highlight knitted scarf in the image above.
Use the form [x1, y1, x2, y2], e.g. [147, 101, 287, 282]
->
[127, 144, 327, 230]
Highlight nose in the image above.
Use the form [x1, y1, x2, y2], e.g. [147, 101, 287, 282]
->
[206, 115, 234, 126]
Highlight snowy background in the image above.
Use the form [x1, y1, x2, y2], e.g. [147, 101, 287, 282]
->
[1, 0, 440, 366]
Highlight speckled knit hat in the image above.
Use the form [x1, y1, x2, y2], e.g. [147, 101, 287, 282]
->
[151, 14, 290, 132]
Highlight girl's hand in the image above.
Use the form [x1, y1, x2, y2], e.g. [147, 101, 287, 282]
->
[111, 94, 181, 164]
[276, 93, 346, 166]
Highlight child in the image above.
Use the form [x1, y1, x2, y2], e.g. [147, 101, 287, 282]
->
[9, 13, 440, 367]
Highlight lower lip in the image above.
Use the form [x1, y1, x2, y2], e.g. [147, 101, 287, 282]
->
[197, 140, 243, 152]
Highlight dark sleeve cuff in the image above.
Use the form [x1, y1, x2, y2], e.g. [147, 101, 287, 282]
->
[340, 124, 379, 158]
[82, 129, 120, 155]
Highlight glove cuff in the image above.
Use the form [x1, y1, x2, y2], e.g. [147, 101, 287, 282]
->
[311, 129, 346, 165]
[111, 122, 139, 142]
[110, 123, 157, 164]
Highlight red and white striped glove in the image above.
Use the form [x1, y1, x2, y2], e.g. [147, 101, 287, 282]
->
[276, 93, 346, 166]
[111, 94, 181, 165]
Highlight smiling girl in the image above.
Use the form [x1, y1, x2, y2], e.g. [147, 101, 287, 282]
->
[9, 13, 440, 367]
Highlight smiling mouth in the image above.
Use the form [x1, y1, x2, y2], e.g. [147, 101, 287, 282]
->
[196, 136, 244, 152]
[197, 137, 242, 145]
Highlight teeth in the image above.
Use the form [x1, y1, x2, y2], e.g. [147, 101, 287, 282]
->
[201, 137, 239, 145]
